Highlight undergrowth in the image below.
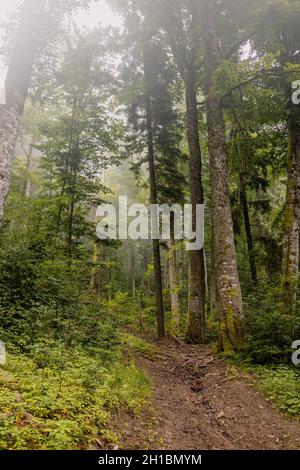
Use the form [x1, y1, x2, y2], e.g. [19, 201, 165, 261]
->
[251, 365, 300, 418]
[0, 294, 153, 450]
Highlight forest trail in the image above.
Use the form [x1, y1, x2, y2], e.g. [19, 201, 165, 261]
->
[113, 338, 300, 450]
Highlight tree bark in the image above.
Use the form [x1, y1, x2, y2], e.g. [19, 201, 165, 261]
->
[0, 108, 21, 218]
[162, 0, 206, 342]
[281, 104, 300, 318]
[131, 244, 136, 299]
[185, 74, 206, 344]
[22, 139, 34, 197]
[67, 199, 74, 261]
[108, 249, 112, 302]
[89, 208, 98, 291]
[210, 220, 219, 320]
[202, 3, 245, 354]
[168, 236, 181, 334]
[90, 241, 98, 291]
[144, 55, 165, 338]
[0, 0, 46, 223]
[165, 0, 206, 344]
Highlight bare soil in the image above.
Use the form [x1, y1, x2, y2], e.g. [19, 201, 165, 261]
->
[112, 337, 300, 450]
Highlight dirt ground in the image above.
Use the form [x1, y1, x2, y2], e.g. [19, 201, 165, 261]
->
[111, 338, 300, 450]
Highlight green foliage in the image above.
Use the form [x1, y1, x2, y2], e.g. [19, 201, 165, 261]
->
[119, 332, 160, 359]
[0, 331, 151, 450]
[242, 285, 298, 364]
[254, 366, 300, 417]
[3, 0, 300, 450]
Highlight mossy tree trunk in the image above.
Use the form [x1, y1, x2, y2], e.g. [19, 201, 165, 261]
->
[202, 2, 245, 354]
[281, 98, 300, 319]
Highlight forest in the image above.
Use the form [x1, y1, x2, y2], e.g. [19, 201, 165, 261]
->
[0, 0, 300, 453]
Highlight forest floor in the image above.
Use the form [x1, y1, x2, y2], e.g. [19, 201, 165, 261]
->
[111, 335, 300, 450]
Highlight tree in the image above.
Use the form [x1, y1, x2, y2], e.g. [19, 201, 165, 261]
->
[275, 5, 300, 320]
[0, 0, 91, 225]
[201, 0, 245, 353]
[38, 32, 120, 261]
[252, 0, 300, 321]
[160, 0, 206, 344]
[0, 0, 46, 224]
[143, 43, 165, 337]
[112, 0, 186, 337]
[282, 92, 300, 319]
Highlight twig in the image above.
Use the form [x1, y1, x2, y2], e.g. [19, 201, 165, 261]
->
[230, 433, 246, 444]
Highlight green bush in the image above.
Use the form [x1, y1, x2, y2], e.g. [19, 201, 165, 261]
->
[0, 338, 151, 450]
[243, 285, 298, 364]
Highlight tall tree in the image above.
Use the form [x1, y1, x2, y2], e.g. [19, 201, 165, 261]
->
[161, 0, 206, 344]
[281, 89, 300, 318]
[143, 43, 165, 337]
[0, 0, 46, 224]
[276, 6, 300, 320]
[0, 0, 91, 224]
[38, 32, 120, 261]
[253, 0, 300, 320]
[201, 0, 245, 353]
[112, 0, 186, 337]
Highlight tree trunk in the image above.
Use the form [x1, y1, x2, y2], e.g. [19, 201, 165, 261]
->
[131, 244, 136, 299]
[240, 183, 257, 283]
[144, 55, 165, 338]
[281, 110, 300, 319]
[0, 0, 46, 223]
[169, 236, 181, 334]
[97, 267, 102, 299]
[145, 95, 165, 338]
[185, 75, 206, 344]
[108, 249, 112, 302]
[0, 108, 21, 218]
[67, 199, 74, 261]
[164, 251, 169, 291]
[203, 4, 245, 354]
[23, 139, 34, 197]
[90, 241, 98, 291]
[165, 0, 206, 343]
[210, 220, 219, 319]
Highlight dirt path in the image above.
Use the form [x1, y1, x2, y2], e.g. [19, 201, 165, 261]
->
[113, 338, 300, 450]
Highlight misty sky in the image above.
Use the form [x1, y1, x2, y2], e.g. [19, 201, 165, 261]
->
[0, 0, 122, 82]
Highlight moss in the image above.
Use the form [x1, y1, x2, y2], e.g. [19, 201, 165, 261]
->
[227, 287, 238, 298]
[283, 206, 296, 231]
[219, 299, 245, 356]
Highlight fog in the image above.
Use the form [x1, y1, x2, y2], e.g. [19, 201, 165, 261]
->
[0, 0, 121, 82]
